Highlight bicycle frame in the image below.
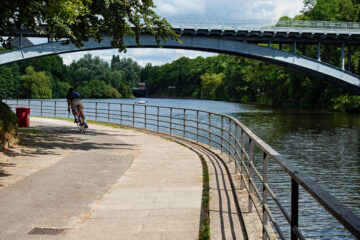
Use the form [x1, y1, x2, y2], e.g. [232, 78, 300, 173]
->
[74, 107, 86, 133]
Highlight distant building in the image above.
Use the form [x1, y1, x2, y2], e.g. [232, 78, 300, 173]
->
[133, 82, 148, 97]
[137, 82, 147, 90]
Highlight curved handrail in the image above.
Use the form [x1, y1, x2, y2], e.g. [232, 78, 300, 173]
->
[3, 99, 360, 239]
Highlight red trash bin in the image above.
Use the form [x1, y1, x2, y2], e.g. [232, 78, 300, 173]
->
[16, 107, 30, 128]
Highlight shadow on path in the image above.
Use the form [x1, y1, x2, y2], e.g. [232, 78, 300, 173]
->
[4, 124, 136, 158]
[0, 121, 136, 182]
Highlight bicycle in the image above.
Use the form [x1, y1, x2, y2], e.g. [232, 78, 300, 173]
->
[68, 107, 86, 133]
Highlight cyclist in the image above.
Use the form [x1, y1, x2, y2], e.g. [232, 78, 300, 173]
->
[66, 88, 88, 128]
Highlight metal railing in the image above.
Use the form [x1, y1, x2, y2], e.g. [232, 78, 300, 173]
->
[166, 17, 360, 32]
[4, 99, 360, 240]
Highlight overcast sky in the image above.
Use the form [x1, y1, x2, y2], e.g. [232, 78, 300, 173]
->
[60, 0, 304, 66]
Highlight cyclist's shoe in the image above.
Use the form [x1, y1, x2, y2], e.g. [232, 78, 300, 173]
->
[80, 122, 88, 128]
[74, 119, 78, 123]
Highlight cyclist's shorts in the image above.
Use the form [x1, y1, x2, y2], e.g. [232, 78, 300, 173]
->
[71, 99, 84, 112]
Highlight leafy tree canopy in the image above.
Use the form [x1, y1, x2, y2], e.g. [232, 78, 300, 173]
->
[20, 66, 52, 98]
[0, 0, 178, 51]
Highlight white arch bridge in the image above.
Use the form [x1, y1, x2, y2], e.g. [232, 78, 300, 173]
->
[1, 18, 360, 94]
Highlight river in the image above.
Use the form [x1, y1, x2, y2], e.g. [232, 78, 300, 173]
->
[6, 98, 360, 239]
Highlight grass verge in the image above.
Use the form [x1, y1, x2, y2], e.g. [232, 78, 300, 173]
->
[198, 153, 210, 240]
[178, 143, 210, 240]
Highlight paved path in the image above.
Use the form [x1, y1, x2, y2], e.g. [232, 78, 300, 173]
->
[0, 118, 202, 240]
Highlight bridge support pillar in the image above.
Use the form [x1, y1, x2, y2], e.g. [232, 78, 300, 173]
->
[341, 43, 345, 70]
[293, 42, 297, 55]
[325, 45, 329, 63]
[268, 41, 271, 48]
[19, 34, 23, 48]
[279, 44, 283, 51]
[317, 42, 321, 61]
[348, 45, 352, 72]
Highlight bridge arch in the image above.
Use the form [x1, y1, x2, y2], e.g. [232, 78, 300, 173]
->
[1, 34, 359, 94]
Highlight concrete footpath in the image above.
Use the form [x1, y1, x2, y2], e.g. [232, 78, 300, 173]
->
[0, 117, 202, 240]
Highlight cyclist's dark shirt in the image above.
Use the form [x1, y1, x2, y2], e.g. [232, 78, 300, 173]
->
[66, 91, 81, 101]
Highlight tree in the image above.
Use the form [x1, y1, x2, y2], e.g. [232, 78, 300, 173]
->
[20, 66, 52, 98]
[102, 86, 121, 98]
[302, 0, 356, 21]
[200, 73, 224, 100]
[302, 0, 317, 13]
[0, 65, 20, 98]
[0, 0, 178, 51]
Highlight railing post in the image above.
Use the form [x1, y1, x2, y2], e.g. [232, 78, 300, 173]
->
[95, 102, 98, 121]
[132, 105, 135, 127]
[341, 42, 345, 70]
[229, 118, 232, 162]
[208, 113, 211, 147]
[119, 104, 122, 124]
[325, 45, 329, 63]
[40, 101, 43, 116]
[183, 109, 186, 138]
[248, 138, 254, 212]
[235, 124, 239, 174]
[240, 129, 245, 190]
[170, 108, 172, 135]
[348, 45, 352, 72]
[196, 110, 199, 143]
[157, 106, 160, 132]
[28, 100, 30, 108]
[263, 153, 269, 240]
[107, 103, 110, 123]
[145, 105, 147, 130]
[221, 115, 224, 154]
[291, 179, 299, 240]
[54, 101, 57, 117]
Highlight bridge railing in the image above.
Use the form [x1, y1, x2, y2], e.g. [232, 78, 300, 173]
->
[166, 17, 360, 32]
[4, 99, 360, 240]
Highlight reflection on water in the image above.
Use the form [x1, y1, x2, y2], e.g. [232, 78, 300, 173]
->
[230, 108, 360, 239]
[232, 109, 360, 214]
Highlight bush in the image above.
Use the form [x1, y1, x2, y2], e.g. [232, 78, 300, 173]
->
[332, 94, 360, 112]
[0, 102, 18, 150]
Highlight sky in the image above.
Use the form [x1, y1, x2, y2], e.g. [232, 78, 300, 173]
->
[60, 0, 304, 66]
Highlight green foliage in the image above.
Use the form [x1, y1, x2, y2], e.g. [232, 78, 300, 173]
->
[69, 54, 138, 98]
[302, 0, 357, 21]
[20, 67, 52, 98]
[52, 80, 71, 98]
[0, 0, 178, 51]
[102, 86, 122, 98]
[0, 102, 18, 150]
[200, 73, 224, 100]
[332, 95, 360, 112]
[0, 53, 140, 99]
[0, 64, 22, 99]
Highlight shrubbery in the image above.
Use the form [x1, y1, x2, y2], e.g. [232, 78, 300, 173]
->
[0, 102, 18, 150]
